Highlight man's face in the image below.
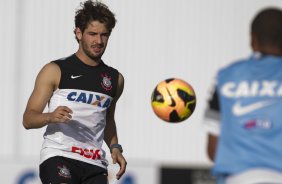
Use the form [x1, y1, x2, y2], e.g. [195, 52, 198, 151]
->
[77, 21, 110, 61]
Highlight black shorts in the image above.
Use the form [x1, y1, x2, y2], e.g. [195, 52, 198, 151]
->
[39, 156, 108, 184]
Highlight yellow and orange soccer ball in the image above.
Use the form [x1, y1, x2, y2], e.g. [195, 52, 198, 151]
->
[151, 78, 196, 123]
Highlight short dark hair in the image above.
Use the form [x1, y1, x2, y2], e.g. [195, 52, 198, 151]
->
[74, 0, 116, 41]
[251, 8, 282, 48]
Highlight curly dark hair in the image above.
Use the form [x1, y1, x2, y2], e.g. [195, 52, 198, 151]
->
[74, 0, 116, 41]
[251, 7, 282, 48]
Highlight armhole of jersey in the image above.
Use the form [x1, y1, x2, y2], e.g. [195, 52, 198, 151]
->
[203, 88, 221, 136]
[203, 109, 221, 136]
[50, 60, 62, 90]
[113, 69, 120, 98]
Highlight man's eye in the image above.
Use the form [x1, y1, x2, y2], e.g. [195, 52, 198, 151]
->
[102, 34, 110, 37]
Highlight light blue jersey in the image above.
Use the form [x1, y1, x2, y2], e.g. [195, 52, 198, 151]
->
[213, 53, 282, 179]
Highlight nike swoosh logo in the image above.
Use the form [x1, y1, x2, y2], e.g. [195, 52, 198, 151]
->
[232, 100, 274, 116]
[71, 75, 83, 79]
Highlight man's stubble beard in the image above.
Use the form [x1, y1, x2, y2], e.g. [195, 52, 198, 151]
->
[82, 41, 105, 63]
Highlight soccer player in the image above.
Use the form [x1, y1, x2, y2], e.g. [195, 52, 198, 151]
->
[204, 7, 282, 184]
[22, 1, 127, 183]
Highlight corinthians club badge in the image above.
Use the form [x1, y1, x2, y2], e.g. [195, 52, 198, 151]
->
[57, 165, 71, 178]
[101, 73, 112, 91]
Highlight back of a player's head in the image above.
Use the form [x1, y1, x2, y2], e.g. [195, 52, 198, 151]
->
[74, 0, 116, 35]
[251, 8, 282, 48]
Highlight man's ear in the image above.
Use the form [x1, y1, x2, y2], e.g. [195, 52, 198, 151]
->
[251, 33, 259, 52]
[75, 27, 82, 41]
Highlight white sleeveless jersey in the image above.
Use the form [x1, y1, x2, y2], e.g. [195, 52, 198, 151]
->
[40, 54, 119, 169]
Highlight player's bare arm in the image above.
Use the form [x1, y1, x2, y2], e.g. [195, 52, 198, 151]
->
[104, 73, 127, 179]
[23, 63, 73, 129]
[104, 73, 124, 147]
[207, 133, 218, 161]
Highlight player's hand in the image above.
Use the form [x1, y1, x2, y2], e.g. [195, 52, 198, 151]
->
[111, 149, 127, 180]
[49, 106, 73, 123]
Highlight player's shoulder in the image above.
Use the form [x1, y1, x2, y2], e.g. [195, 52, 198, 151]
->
[219, 53, 282, 74]
[117, 72, 125, 86]
[42, 61, 59, 71]
[100, 60, 119, 72]
[51, 54, 74, 66]
[119, 72, 124, 79]
[39, 54, 74, 74]
[221, 58, 249, 72]
[217, 55, 253, 78]
[38, 62, 60, 78]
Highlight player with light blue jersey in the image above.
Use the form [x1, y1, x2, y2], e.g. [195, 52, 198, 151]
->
[216, 53, 282, 181]
[204, 8, 282, 184]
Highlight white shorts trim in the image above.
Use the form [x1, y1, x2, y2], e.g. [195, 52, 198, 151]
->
[226, 168, 282, 184]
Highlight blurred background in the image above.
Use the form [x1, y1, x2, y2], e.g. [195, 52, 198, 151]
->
[1, 0, 282, 183]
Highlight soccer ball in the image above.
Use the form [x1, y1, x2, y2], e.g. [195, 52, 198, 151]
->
[151, 78, 196, 123]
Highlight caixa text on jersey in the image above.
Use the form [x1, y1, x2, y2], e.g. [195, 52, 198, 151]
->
[67, 91, 111, 108]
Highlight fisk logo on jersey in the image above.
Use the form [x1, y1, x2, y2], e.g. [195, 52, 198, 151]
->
[244, 119, 272, 130]
[72, 146, 101, 160]
[67, 91, 111, 108]
[221, 80, 282, 98]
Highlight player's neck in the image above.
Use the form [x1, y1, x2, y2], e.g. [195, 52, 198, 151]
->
[75, 50, 101, 66]
[259, 46, 282, 56]
[251, 35, 282, 56]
